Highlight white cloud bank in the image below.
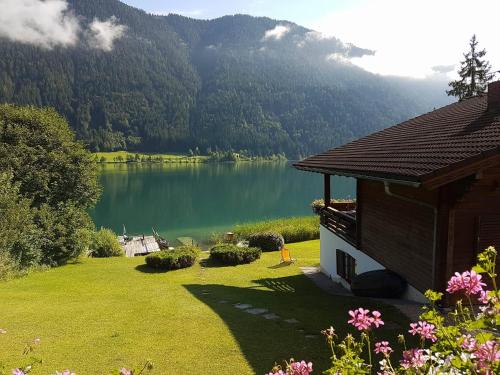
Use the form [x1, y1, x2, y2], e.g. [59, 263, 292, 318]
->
[0, 0, 126, 51]
[262, 24, 290, 41]
[310, 0, 499, 79]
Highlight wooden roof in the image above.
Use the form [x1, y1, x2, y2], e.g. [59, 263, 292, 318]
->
[294, 93, 500, 189]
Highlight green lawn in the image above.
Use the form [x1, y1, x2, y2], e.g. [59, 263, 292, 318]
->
[0, 241, 410, 374]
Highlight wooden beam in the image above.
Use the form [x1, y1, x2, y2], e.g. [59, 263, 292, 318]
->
[324, 174, 331, 207]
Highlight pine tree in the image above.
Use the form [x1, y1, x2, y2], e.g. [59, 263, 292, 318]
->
[447, 35, 494, 100]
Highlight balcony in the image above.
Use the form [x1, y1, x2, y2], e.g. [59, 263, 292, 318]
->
[320, 202, 357, 247]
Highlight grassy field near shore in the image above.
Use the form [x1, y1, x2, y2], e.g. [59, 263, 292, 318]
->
[0, 240, 410, 374]
[94, 151, 208, 163]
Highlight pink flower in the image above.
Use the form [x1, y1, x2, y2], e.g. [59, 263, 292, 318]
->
[446, 270, 486, 296]
[288, 360, 313, 375]
[348, 308, 384, 330]
[374, 341, 393, 355]
[266, 371, 285, 375]
[400, 349, 427, 369]
[12, 370, 26, 375]
[461, 335, 478, 352]
[55, 371, 75, 375]
[371, 311, 384, 328]
[475, 340, 500, 370]
[119, 369, 132, 375]
[408, 321, 437, 342]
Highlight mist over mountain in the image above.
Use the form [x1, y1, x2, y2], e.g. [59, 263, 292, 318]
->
[0, 0, 450, 157]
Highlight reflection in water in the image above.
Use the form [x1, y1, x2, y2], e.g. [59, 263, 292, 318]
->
[90, 163, 355, 241]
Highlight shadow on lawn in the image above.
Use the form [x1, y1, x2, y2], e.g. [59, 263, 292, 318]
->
[183, 273, 408, 374]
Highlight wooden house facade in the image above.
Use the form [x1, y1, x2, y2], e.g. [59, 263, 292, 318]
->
[294, 82, 500, 302]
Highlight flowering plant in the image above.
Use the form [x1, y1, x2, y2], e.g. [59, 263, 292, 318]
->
[267, 246, 500, 374]
[0, 335, 153, 375]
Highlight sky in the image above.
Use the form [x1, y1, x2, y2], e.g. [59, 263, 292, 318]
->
[123, 0, 499, 79]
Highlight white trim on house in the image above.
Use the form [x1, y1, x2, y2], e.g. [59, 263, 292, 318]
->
[319, 225, 427, 303]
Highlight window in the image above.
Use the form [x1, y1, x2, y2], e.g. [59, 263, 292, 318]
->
[336, 249, 356, 283]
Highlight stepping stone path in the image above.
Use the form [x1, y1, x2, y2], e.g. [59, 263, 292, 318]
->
[245, 308, 269, 315]
[218, 300, 228, 304]
[305, 334, 319, 339]
[234, 303, 252, 309]
[263, 313, 280, 320]
[284, 318, 299, 324]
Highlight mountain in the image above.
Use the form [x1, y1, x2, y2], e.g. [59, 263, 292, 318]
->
[0, 0, 451, 158]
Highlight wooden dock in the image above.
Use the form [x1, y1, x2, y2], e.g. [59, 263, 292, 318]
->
[118, 236, 160, 257]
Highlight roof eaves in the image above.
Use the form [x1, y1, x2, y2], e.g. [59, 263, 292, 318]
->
[292, 163, 422, 187]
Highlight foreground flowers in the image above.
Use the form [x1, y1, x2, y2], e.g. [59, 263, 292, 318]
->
[266, 246, 500, 374]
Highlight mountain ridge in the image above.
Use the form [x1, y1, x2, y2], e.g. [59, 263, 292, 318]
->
[0, 0, 451, 157]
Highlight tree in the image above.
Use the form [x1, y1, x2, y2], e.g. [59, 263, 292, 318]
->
[0, 104, 101, 209]
[447, 35, 494, 100]
[0, 104, 100, 266]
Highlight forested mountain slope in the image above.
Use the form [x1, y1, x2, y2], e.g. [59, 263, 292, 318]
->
[0, 0, 450, 157]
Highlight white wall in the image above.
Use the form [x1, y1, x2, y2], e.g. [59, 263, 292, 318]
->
[319, 224, 427, 303]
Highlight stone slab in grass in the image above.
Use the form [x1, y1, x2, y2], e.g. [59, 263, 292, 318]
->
[245, 308, 268, 315]
[234, 303, 252, 309]
[284, 318, 299, 324]
[263, 313, 280, 320]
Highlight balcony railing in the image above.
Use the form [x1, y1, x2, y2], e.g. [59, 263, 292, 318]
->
[320, 204, 357, 247]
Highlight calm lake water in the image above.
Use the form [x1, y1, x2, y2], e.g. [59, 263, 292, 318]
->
[90, 162, 355, 242]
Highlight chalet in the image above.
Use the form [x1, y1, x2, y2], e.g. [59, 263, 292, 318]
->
[294, 81, 500, 302]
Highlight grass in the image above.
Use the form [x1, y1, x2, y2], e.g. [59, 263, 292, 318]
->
[233, 216, 320, 243]
[0, 240, 411, 374]
[94, 151, 208, 163]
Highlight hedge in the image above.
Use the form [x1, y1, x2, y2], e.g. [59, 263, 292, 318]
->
[145, 246, 198, 270]
[234, 216, 319, 243]
[209, 244, 261, 265]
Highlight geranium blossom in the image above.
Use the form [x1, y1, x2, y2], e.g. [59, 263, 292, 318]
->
[475, 340, 500, 370]
[54, 371, 75, 375]
[289, 360, 313, 375]
[446, 270, 486, 296]
[374, 341, 393, 355]
[348, 308, 384, 331]
[119, 369, 132, 375]
[371, 311, 384, 328]
[461, 335, 477, 352]
[12, 370, 26, 375]
[409, 321, 437, 342]
[400, 349, 427, 369]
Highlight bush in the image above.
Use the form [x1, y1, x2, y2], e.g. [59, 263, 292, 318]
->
[145, 246, 198, 270]
[234, 216, 319, 243]
[89, 228, 123, 258]
[209, 244, 261, 265]
[248, 232, 284, 252]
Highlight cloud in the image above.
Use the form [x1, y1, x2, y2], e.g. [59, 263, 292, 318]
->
[0, 0, 80, 48]
[0, 0, 125, 51]
[310, 0, 499, 78]
[87, 17, 127, 51]
[432, 65, 456, 74]
[262, 24, 290, 41]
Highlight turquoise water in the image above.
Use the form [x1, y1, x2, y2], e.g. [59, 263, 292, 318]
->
[90, 163, 355, 241]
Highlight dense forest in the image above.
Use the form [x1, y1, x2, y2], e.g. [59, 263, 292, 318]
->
[0, 0, 450, 158]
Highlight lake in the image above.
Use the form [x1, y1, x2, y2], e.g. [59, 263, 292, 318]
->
[90, 162, 355, 242]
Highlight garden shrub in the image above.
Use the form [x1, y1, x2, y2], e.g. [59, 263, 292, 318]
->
[248, 232, 284, 252]
[89, 228, 123, 258]
[234, 216, 319, 243]
[145, 246, 198, 270]
[209, 244, 261, 265]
